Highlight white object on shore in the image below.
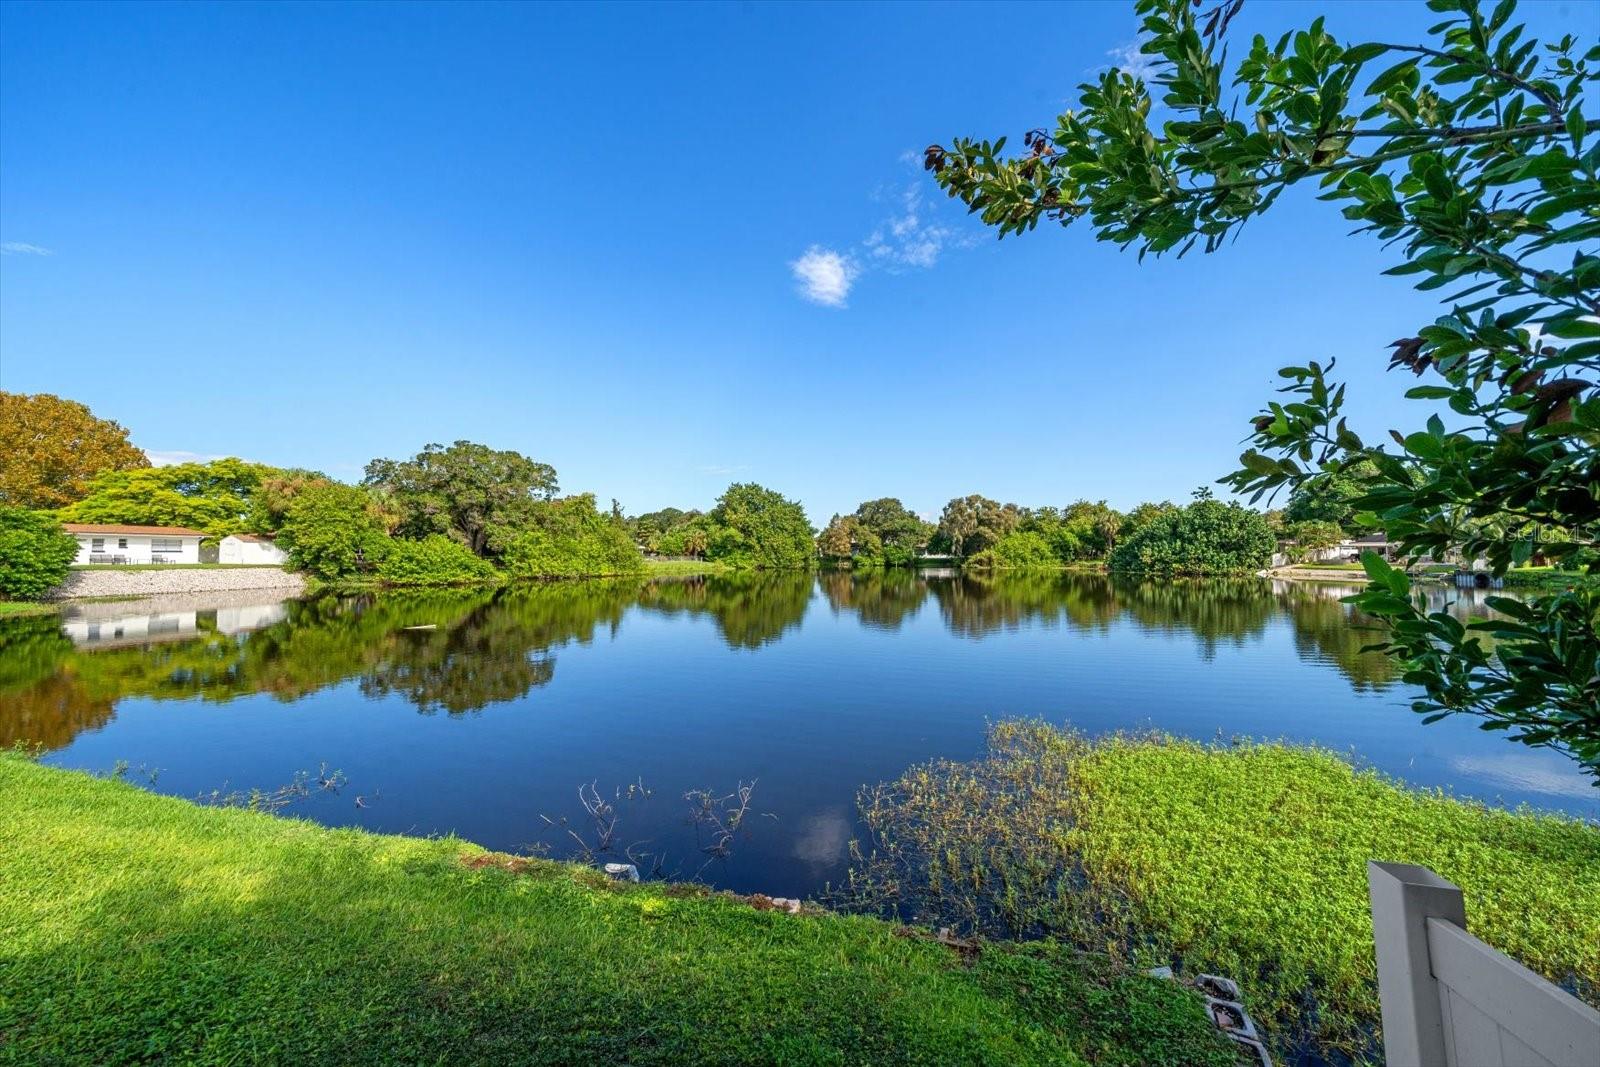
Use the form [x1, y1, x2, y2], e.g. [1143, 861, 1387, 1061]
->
[603, 863, 640, 882]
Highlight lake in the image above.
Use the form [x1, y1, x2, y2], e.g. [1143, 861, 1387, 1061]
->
[2, 571, 1593, 898]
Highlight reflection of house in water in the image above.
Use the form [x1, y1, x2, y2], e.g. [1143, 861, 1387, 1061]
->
[62, 611, 199, 649]
[60, 597, 291, 649]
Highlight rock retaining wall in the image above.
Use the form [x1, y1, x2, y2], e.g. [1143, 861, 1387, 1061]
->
[51, 567, 307, 601]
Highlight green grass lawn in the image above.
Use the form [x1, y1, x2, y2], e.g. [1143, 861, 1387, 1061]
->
[0, 601, 58, 618]
[851, 723, 1600, 1062]
[642, 559, 731, 577]
[0, 753, 1233, 1066]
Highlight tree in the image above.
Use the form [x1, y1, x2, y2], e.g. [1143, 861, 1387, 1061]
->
[60, 458, 276, 537]
[705, 483, 815, 570]
[1123, 501, 1180, 541]
[275, 483, 392, 580]
[0, 393, 149, 509]
[1111, 492, 1276, 575]
[936, 495, 1022, 557]
[1283, 519, 1346, 562]
[927, 0, 1600, 777]
[817, 514, 882, 564]
[0, 507, 79, 601]
[500, 493, 645, 578]
[1283, 459, 1380, 531]
[363, 441, 558, 558]
[852, 498, 933, 564]
[246, 469, 336, 533]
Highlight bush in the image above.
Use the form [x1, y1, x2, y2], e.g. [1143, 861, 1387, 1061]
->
[275, 483, 391, 580]
[969, 531, 1058, 570]
[378, 535, 499, 586]
[1110, 497, 1274, 576]
[0, 507, 78, 600]
[501, 494, 644, 579]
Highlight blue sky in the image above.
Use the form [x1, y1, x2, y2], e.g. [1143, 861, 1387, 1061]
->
[2, 0, 1592, 523]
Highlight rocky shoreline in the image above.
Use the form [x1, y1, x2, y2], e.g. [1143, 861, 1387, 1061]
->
[49, 567, 307, 601]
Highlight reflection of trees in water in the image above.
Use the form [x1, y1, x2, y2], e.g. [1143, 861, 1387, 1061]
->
[819, 569, 930, 631]
[1272, 583, 1400, 691]
[1111, 577, 1274, 661]
[930, 572, 1120, 638]
[635, 573, 811, 649]
[1, 572, 1528, 753]
[0, 583, 644, 748]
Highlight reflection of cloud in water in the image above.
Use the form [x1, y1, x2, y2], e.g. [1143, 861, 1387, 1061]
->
[1449, 753, 1596, 801]
[792, 809, 851, 868]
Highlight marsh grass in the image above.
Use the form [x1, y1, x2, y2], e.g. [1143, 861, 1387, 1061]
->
[842, 721, 1600, 1062]
[0, 751, 1235, 1066]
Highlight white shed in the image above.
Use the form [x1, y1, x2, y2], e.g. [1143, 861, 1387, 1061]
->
[218, 534, 289, 565]
[64, 524, 205, 565]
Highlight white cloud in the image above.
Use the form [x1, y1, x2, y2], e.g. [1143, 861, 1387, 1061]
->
[1448, 753, 1595, 800]
[865, 186, 958, 271]
[790, 246, 859, 308]
[699, 463, 750, 477]
[0, 241, 53, 256]
[144, 449, 230, 467]
[1106, 36, 1159, 80]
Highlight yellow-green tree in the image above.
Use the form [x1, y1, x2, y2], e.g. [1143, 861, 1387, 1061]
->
[0, 393, 148, 509]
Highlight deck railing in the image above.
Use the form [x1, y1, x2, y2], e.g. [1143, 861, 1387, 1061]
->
[1367, 862, 1600, 1067]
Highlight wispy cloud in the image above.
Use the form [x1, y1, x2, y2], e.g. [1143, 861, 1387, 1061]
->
[144, 449, 230, 467]
[790, 246, 860, 308]
[865, 186, 960, 271]
[1105, 36, 1159, 80]
[1448, 753, 1595, 799]
[1, 241, 53, 256]
[699, 463, 751, 477]
[790, 171, 974, 308]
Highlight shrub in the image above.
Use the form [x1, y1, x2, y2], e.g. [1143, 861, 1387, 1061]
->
[501, 494, 644, 579]
[378, 535, 499, 586]
[1110, 496, 1274, 575]
[0, 507, 78, 600]
[275, 483, 391, 580]
[969, 531, 1058, 570]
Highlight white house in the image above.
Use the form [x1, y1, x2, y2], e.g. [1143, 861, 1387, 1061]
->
[218, 533, 289, 565]
[64, 524, 205, 565]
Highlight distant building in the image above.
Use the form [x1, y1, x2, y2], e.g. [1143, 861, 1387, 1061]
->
[64, 524, 205, 565]
[218, 533, 288, 565]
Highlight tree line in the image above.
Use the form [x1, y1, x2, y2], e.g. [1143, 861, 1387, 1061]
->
[2, 391, 1341, 601]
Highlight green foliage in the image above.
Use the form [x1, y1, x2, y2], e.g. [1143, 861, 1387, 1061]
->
[364, 440, 558, 558]
[1284, 460, 1380, 531]
[275, 483, 392, 580]
[501, 493, 645, 578]
[0, 507, 78, 601]
[0, 752, 1237, 1065]
[969, 530, 1059, 570]
[59, 458, 277, 538]
[1110, 495, 1275, 575]
[936, 495, 1022, 558]
[1122, 501, 1180, 541]
[926, 0, 1600, 773]
[1283, 518, 1346, 562]
[378, 535, 500, 587]
[819, 499, 933, 567]
[704, 483, 815, 570]
[848, 721, 1600, 1062]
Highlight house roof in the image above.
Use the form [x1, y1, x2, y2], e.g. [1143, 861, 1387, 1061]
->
[63, 524, 207, 537]
[224, 533, 276, 543]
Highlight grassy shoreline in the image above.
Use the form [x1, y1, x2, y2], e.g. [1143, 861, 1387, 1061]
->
[848, 723, 1600, 1062]
[0, 601, 59, 618]
[0, 753, 1232, 1066]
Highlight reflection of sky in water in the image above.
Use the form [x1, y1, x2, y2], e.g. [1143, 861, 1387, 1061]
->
[1448, 752, 1596, 801]
[4, 574, 1594, 898]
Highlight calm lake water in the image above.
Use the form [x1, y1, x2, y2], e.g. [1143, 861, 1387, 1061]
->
[3, 572, 1593, 897]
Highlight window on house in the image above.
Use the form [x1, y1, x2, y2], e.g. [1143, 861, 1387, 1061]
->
[91, 538, 105, 552]
[151, 538, 184, 553]
[118, 538, 128, 549]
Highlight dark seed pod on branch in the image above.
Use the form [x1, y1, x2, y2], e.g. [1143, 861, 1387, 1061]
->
[923, 145, 947, 173]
